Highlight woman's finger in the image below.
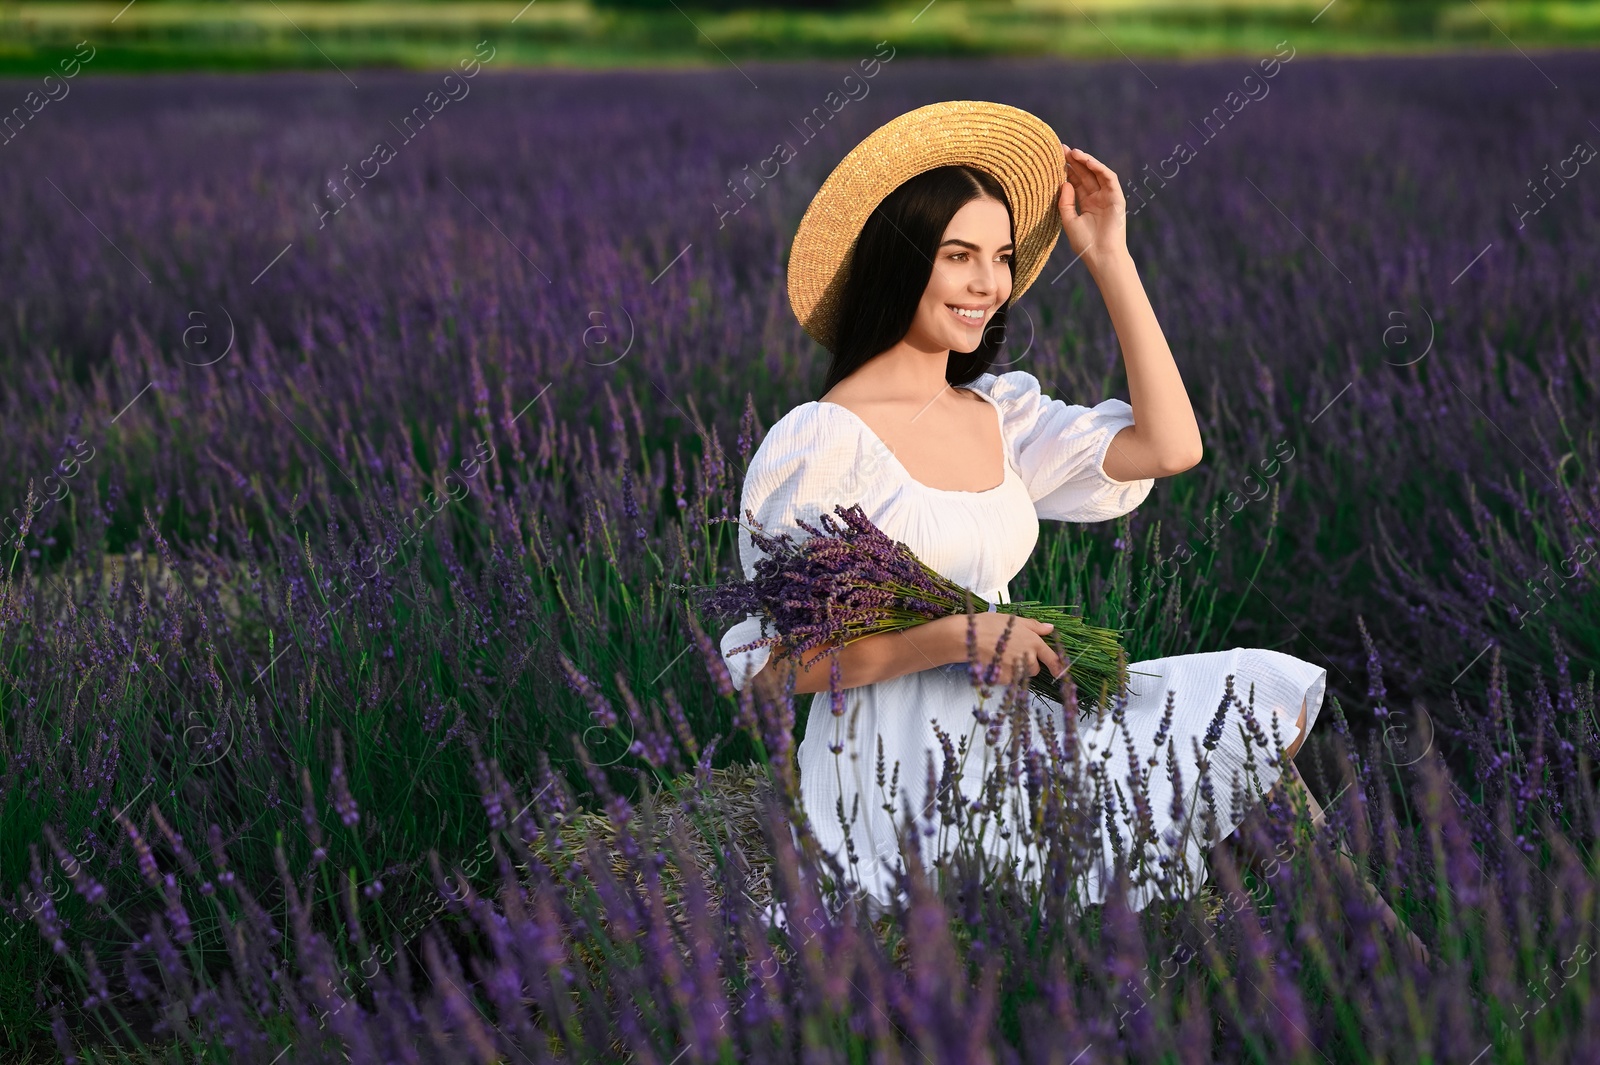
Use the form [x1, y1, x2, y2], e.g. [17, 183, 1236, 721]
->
[1062, 145, 1094, 195]
[1068, 145, 1107, 171]
[1069, 147, 1117, 183]
[1065, 164, 1098, 203]
[1058, 178, 1080, 221]
[1075, 147, 1113, 187]
[1065, 149, 1103, 197]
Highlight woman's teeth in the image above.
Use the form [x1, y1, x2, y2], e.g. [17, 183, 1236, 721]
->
[949, 306, 985, 322]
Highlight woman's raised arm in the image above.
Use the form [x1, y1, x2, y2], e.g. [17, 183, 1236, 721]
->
[1058, 144, 1203, 482]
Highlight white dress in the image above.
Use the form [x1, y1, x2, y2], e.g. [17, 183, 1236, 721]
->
[717, 370, 1327, 915]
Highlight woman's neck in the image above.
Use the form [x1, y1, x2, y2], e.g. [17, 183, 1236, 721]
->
[822, 344, 954, 406]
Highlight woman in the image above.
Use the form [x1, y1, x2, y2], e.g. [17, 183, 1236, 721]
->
[718, 102, 1426, 961]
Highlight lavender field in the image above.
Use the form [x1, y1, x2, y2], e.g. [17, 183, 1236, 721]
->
[1, 45, 1598, 1063]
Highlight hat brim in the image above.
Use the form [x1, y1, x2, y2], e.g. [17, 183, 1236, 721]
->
[786, 100, 1065, 353]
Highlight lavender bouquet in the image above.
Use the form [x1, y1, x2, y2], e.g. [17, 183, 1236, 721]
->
[697, 503, 1151, 715]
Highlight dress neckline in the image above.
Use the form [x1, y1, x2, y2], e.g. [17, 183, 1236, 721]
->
[812, 383, 1014, 496]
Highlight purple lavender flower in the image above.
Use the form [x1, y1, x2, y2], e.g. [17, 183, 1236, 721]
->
[697, 503, 1130, 712]
[330, 731, 360, 829]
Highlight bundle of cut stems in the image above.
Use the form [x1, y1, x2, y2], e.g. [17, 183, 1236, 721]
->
[696, 504, 1150, 715]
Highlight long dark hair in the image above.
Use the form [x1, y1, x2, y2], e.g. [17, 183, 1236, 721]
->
[820, 164, 1015, 396]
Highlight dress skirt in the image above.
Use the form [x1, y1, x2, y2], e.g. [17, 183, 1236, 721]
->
[788, 646, 1328, 918]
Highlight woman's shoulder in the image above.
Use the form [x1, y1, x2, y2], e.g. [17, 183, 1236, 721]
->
[746, 400, 864, 471]
[962, 369, 1136, 453]
[741, 400, 886, 501]
[962, 369, 1047, 409]
[755, 400, 838, 451]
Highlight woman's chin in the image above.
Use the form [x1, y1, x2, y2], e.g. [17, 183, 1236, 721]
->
[948, 330, 984, 354]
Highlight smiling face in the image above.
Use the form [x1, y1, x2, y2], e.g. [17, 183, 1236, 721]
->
[904, 194, 1015, 354]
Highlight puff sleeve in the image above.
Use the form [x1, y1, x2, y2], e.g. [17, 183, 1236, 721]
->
[978, 370, 1155, 523]
[716, 404, 886, 691]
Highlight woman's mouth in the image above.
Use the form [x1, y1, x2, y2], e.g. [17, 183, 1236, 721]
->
[948, 304, 987, 326]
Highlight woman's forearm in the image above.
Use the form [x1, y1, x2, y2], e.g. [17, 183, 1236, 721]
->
[751, 616, 963, 694]
[1087, 248, 1203, 480]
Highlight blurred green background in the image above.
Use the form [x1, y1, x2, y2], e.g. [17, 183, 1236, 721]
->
[0, 0, 1595, 75]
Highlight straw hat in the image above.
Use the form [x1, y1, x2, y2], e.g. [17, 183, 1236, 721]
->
[786, 100, 1066, 353]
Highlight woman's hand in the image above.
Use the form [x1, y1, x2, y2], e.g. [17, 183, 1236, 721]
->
[941, 612, 1066, 686]
[1057, 144, 1128, 269]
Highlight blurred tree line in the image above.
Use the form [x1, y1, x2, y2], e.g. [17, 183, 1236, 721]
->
[592, 0, 887, 9]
